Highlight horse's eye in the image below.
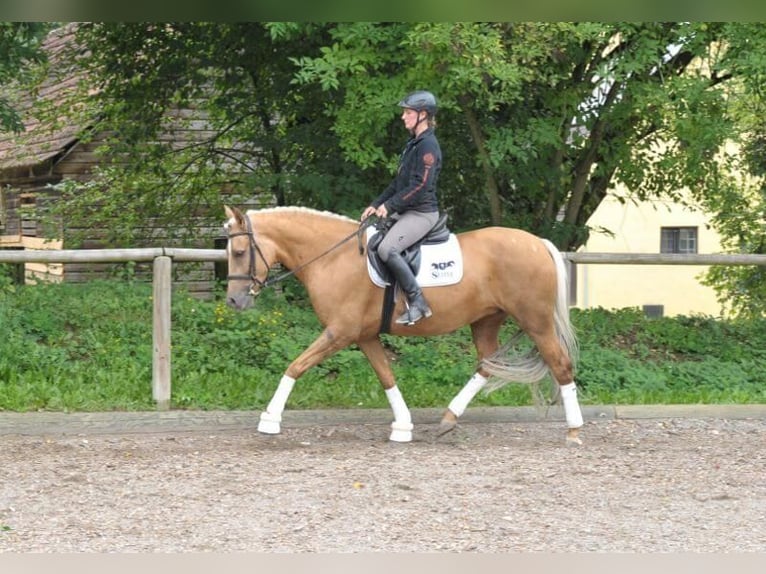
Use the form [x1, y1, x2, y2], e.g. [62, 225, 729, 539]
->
[234, 249, 246, 257]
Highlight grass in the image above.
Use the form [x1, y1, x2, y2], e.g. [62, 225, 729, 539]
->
[0, 276, 765, 412]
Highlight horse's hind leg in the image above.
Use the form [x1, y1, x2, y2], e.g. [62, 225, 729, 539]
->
[438, 312, 505, 436]
[358, 337, 413, 443]
[527, 328, 583, 445]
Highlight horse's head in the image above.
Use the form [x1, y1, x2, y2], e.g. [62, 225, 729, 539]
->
[223, 205, 272, 311]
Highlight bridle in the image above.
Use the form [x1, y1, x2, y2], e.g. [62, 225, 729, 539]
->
[226, 213, 375, 296]
[226, 214, 272, 295]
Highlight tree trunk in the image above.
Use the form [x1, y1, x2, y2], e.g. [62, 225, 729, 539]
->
[462, 105, 503, 225]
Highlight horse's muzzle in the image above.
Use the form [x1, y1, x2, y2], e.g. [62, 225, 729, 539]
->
[227, 291, 254, 311]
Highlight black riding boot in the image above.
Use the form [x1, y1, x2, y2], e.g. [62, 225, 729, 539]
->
[385, 251, 433, 325]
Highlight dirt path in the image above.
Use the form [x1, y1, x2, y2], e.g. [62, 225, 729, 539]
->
[1, 415, 764, 552]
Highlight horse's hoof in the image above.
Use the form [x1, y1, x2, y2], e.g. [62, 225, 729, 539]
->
[566, 428, 582, 446]
[258, 411, 282, 434]
[436, 420, 457, 437]
[390, 421, 414, 443]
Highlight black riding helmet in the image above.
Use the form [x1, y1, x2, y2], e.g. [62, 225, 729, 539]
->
[398, 90, 437, 117]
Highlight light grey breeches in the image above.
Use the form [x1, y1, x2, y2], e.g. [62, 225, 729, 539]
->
[377, 210, 439, 263]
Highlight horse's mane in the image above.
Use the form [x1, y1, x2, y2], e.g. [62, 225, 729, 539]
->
[246, 206, 357, 225]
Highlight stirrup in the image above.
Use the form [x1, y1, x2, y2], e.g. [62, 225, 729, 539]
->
[395, 302, 432, 325]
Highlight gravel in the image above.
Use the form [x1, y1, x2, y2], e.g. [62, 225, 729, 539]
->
[1, 416, 764, 552]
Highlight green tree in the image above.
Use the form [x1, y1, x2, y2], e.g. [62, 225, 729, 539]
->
[287, 22, 746, 247]
[698, 23, 766, 318]
[0, 22, 50, 133]
[45, 22, 766, 261]
[55, 22, 373, 246]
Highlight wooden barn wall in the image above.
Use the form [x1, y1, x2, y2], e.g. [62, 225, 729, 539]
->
[2, 100, 275, 299]
[0, 136, 234, 299]
[1, 184, 61, 240]
[0, 185, 21, 236]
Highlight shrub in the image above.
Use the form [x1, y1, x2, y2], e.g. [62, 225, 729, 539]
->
[0, 282, 764, 411]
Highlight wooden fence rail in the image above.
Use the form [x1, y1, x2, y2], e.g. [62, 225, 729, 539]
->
[2, 248, 765, 409]
[0, 247, 227, 264]
[565, 252, 766, 265]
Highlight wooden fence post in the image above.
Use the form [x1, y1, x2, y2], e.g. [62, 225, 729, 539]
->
[152, 255, 172, 410]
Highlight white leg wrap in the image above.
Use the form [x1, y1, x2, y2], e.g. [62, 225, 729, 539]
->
[385, 386, 411, 425]
[258, 374, 296, 434]
[447, 372, 488, 418]
[266, 374, 295, 415]
[386, 386, 413, 442]
[559, 382, 583, 428]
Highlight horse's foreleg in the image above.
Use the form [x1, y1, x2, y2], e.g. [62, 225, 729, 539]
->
[257, 374, 296, 434]
[358, 338, 413, 443]
[258, 327, 350, 435]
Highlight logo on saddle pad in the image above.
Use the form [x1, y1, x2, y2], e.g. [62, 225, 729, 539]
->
[365, 226, 464, 288]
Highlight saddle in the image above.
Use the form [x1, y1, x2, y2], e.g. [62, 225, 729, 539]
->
[365, 214, 462, 334]
[366, 213, 451, 282]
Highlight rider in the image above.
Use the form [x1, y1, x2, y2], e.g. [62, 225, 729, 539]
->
[361, 90, 442, 325]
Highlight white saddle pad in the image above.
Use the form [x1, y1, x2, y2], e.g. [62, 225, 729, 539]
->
[365, 226, 463, 288]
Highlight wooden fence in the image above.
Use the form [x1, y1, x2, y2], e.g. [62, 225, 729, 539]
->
[2, 248, 765, 409]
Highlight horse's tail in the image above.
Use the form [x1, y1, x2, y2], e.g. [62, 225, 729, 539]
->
[482, 238, 578, 397]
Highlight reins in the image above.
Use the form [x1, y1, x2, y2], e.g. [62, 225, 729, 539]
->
[227, 214, 377, 295]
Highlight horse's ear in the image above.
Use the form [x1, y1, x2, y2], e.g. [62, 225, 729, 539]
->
[224, 205, 245, 226]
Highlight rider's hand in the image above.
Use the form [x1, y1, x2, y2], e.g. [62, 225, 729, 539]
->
[375, 204, 388, 218]
[361, 206, 377, 221]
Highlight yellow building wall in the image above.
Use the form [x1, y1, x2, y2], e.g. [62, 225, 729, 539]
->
[575, 193, 725, 317]
[0, 234, 64, 283]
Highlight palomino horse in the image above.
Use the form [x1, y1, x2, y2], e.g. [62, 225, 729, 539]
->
[223, 205, 584, 444]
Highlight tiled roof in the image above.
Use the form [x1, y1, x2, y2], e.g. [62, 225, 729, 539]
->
[0, 23, 88, 173]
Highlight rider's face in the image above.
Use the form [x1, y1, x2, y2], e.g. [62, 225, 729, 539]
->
[401, 107, 424, 132]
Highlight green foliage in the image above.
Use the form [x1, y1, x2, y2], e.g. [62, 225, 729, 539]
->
[30, 22, 764, 249]
[49, 22, 372, 246]
[287, 22, 745, 246]
[692, 23, 766, 318]
[0, 280, 155, 411]
[696, 158, 766, 319]
[0, 281, 764, 413]
[0, 264, 19, 294]
[0, 22, 50, 133]
[572, 307, 766, 404]
[14, 22, 766, 311]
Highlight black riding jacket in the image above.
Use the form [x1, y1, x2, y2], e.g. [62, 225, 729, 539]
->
[372, 127, 441, 215]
